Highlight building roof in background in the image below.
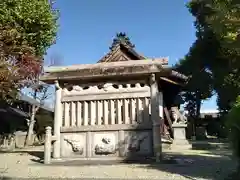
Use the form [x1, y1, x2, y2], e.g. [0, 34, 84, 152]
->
[18, 92, 54, 112]
[200, 109, 219, 114]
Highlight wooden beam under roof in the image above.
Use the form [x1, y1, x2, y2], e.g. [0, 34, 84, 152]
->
[160, 77, 184, 86]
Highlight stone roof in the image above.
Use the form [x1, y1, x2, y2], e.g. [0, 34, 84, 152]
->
[97, 32, 145, 63]
[40, 33, 188, 85]
[40, 59, 189, 84]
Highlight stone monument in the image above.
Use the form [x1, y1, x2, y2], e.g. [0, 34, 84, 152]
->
[171, 106, 192, 150]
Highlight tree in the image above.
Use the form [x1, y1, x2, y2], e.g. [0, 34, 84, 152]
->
[25, 53, 61, 146]
[206, 0, 240, 113]
[176, 0, 240, 172]
[35, 108, 54, 144]
[183, 0, 240, 113]
[175, 40, 213, 118]
[0, 0, 58, 102]
[206, 0, 240, 49]
[0, 61, 19, 103]
[226, 95, 240, 170]
[0, 0, 58, 145]
[0, 0, 58, 56]
[25, 84, 53, 146]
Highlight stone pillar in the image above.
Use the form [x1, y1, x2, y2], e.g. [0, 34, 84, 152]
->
[158, 91, 163, 119]
[53, 80, 62, 159]
[44, 126, 52, 164]
[118, 130, 125, 157]
[172, 123, 192, 150]
[173, 123, 187, 140]
[86, 131, 92, 158]
[150, 74, 162, 162]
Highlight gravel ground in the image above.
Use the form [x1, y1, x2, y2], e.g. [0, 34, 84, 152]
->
[0, 147, 237, 180]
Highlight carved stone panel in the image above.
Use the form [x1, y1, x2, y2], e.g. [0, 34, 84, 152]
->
[60, 133, 86, 157]
[92, 132, 118, 157]
[124, 131, 153, 157]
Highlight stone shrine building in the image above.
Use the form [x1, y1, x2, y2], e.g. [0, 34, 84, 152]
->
[40, 33, 188, 163]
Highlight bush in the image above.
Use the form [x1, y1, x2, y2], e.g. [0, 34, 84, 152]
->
[35, 108, 54, 142]
[226, 95, 240, 158]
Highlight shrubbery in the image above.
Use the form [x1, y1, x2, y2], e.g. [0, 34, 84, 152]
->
[226, 96, 240, 158]
[35, 109, 54, 143]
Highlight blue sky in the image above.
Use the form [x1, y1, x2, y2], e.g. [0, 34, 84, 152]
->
[43, 0, 217, 110]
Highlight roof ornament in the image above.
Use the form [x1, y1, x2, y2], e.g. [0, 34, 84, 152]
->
[109, 32, 135, 50]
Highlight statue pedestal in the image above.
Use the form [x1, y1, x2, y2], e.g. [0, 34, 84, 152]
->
[171, 123, 192, 150]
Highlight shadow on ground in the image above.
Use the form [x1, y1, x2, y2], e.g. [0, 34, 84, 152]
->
[145, 152, 237, 180]
[0, 149, 43, 159]
[49, 151, 237, 180]
[0, 177, 150, 180]
[0, 177, 152, 180]
[0, 148, 238, 180]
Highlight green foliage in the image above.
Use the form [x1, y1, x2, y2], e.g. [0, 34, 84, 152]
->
[175, 39, 213, 116]
[0, 0, 58, 102]
[0, 61, 19, 102]
[206, 0, 240, 49]
[179, 0, 240, 113]
[216, 71, 240, 112]
[226, 96, 240, 157]
[35, 108, 53, 138]
[0, 0, 58, 56]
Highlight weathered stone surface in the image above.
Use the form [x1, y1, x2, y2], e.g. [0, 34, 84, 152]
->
[60, 133, 86, 157]
[64, 138, 84, 154]
[171, 106, 187, 124]
[93, 133, 117, 156]
[95, 138, 116, 155]
[172, 123, 187, 140]
[172, 123, 192, 150]
[14, 131, 36, 148]
[128, 135, 148, 152]
[125, 131, 152, 156]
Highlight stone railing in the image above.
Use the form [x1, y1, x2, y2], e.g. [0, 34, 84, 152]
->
[61, 83, 151, 128]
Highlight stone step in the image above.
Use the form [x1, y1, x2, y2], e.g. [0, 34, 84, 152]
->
[162, 140, 230, 150]
[191, 142, 230, 150]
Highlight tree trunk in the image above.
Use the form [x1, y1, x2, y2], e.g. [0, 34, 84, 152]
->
[196, 92, 201, 118]
[25, 105, 38, 146]
[191, 116, 196, 139]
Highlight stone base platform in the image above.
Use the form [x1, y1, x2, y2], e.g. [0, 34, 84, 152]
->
[171, 123, 192, 150]
[171, 139, 192, 150]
